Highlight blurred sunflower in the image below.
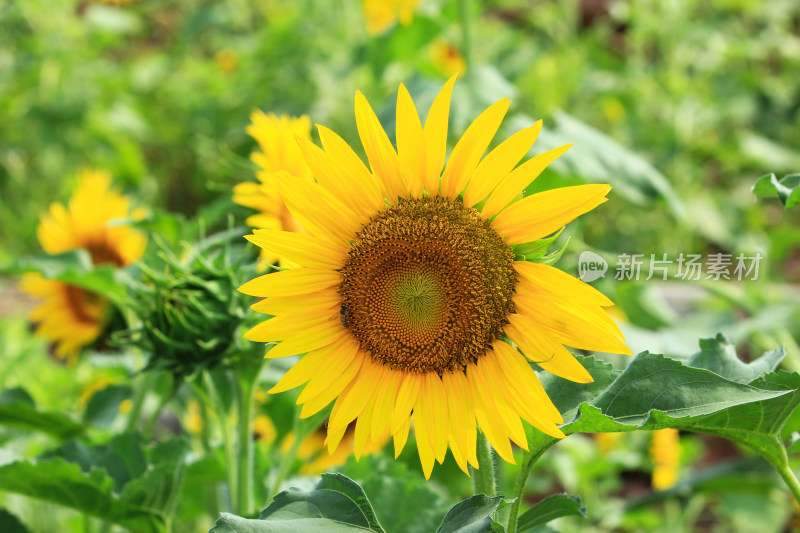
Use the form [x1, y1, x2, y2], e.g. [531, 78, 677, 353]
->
[651, 428, 680, 490]
[362, 0, 421, 34]
[282, 425, 387, 475]
[234, 112, 313, 267]
[240, 78, 630, 478]
[20, 170, 146, 362]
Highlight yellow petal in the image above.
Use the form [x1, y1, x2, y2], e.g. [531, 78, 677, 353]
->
[328, 358, 382, 431]
[268, 347, 331, 394]
[393, 416, 411, 458]
[505, 314, 594, 383]
[481, 144, 572, 219]
[422, 75, 457, 194]
[250, 289, 341, 315]
[295, 135, 384, 220]
[265, 324, 344, 358]
[475, 357, 528, 449]
[277, 172, 360, 246]
[245, 229, 342, 270]
[514, 296, 630, 355]
[492, 184, 611, 244]
[514, 261, 613, 307]
[396, 84, 426, 198]
[317, 124, 388, 200]
[244, 310, 336, 342]
[391, 372, 421, 434]
[371, 368, 402, 439]
[353, 396, 377, 460]
[466, 363, 516, 464]
[295, 335, 359, 403]
[485, 347, 565, 439]
[413, 407, 436, 479]
[440, 98, 510, 199]
[463, 122, 542, 207]
[238, 268, 340, 298]
[493, 341, 562, 423]
[355, 90, 407, 201]
[299, 348, 365, 418]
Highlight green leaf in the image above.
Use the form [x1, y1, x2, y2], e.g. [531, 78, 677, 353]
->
[516, 494, 585, 532]
[83, 384, 133, 427]
[342, 454, 448, 533]
[0, 508, 30, 533]
[752, 172, 800, 209]
[512, 229, 564, 261]
[3, 250, 129, 305]
[0, 387, 85, 440]
[261, 473, 384, 532]
[210, 513, 373, 532]
[530, 350, 800, 471]
[210, 474, 384, 532]
[0, 458, 165, 533]
[437, 495, 505, 533]
[688, 333, 784, 383]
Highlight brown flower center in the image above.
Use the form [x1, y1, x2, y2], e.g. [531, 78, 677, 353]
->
[339, 196, 516, 374]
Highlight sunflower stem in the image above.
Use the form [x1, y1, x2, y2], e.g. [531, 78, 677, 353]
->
[203, 370, 238, 511]
[506, 441, 557, 533]
[771, 447, 800, 506]
[234, 362, 260, 516]
[125, 371, 154, 432]
[268, 413, 303, 501]
[471, 431, 497, 496]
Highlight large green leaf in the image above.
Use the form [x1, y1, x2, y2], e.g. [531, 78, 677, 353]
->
[0, 458, 165, 533]
[515, 494, 585, 533]
[0, 434, 188, 533]
[530, 348, 800, 471]
[687, 334, 784, 384]
[0, 386, 84, 440]
[210, 473, 384, 533]
[753, 172, 800, 209]
[0, 508, 30, 533]
[261, 473, 384, 532]
[436, 495, 505, 533]
[210, 514, 373, 533]
[342, 454, 448, 533]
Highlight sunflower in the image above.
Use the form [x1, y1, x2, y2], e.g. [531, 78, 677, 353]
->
[21, 170, 146, 361]
[233, 111, 313, 267]
[362, 0, 421, 35]
[239, 77, 631, 478]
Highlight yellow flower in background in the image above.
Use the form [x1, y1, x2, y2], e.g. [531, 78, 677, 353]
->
[20, 170, 146, 362]
[430, 41, 466, 77]
[594, 432, 622, 456]
[234, 112, 313, 267]
[240, 77, 630, 478]
[363, 0, 421, 34]
[185, 400, 205, 434]
[215, 50, 238, 73]
[253, 415, 277, 443]
[651, 428, 680, 490]
[282, 425, 387, 475]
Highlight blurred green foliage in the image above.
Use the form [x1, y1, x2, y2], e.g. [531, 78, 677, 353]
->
[2, 1, 800, 532]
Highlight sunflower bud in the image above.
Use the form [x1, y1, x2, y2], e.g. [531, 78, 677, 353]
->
[119, 230, 258, 378]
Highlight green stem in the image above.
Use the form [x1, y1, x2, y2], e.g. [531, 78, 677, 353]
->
[458, 0, 473, 68]
[506, 442, 556, 533]
[774, 456, 800, 505]
[470, 431, 496, 496]
[235, 372, 257, 515]
[204, 370, 238, 511]
[269, 429, 302, 500]
[144, 377, 174, 437]
[125, 372, 154, 432]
